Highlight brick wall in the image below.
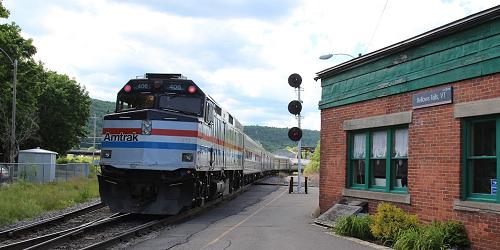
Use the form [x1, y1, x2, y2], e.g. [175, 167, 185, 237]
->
[320, 73, 500, 249]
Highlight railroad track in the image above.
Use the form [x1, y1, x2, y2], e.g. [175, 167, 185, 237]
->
[0, 202, 106, 239]
[0, 202, 109, 249]
[24, 213, 146, 250]
[1, 181, 254, 249]
[83, 182, 254, 249]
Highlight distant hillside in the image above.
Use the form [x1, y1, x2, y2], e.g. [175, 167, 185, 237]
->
[85, 99, 115, 135]
[83, 99, 320, 152]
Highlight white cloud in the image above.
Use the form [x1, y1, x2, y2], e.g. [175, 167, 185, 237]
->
[4, 0, 498, 131]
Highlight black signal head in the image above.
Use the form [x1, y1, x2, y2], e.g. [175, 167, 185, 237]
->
[288, 73, 302, 88]
[288, 127, 303, 141]
[288, 100, 302, 115]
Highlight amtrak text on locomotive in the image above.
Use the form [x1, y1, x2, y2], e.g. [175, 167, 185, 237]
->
[103, 132, 139, 142]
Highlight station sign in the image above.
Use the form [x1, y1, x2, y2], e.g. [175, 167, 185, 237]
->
[412, 86, 453, 109]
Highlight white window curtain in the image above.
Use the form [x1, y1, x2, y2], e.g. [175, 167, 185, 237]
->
[371, 131, 387, 158]
[394, 128, 408, 157]
[353, 133, 366, 158]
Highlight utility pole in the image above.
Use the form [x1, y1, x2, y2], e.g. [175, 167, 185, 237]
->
[11, 59, 17, 163]
[0, 47, 18, 164]
[91, 115, 98, 166]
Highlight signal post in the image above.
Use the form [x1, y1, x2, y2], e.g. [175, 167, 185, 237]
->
[287, 73, 303, 193]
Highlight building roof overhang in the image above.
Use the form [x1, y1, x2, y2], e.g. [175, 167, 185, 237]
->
[315, 5, 500, 81]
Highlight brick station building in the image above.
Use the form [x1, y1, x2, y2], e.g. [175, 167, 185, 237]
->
[315, 6, 500, 249]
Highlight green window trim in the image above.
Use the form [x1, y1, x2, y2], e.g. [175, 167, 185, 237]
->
[462, 115, 500, 203]
[347, 126, 409, 193]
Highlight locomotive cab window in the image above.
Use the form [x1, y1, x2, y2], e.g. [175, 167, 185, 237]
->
[214, 105, 222, 116]
[116, 93, 155, 112]
[159, 95, 203, 116]
[204, 102, 214, 123]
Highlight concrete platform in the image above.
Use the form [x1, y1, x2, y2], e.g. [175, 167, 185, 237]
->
[131, 184, 376, 250]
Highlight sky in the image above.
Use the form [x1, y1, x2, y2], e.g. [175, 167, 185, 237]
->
[3, 0, 499, 130]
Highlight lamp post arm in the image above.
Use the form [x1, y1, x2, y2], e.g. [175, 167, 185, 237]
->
[331, 53, 355, 59]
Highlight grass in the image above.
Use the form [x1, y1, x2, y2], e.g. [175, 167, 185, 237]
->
[0, 177, 99, 227]
[334, 215, 374, 241]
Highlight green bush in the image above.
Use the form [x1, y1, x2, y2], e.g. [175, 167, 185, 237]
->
[57, 155, 94, 164]
[437, 221, 470, 248]
[370, 203, 419, 245]
[304, 142, 320, 175]
[332, 203, 469, 249]
[334, 215, 374, 240]
[303, 161, 319, 174]
[393, 221, 469, 250]
[394, 224, 445, 250]
[393, 228, 421, 250]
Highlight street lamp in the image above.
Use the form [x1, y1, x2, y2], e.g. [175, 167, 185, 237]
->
[0, 47, 17, 163]
[318, 53, 356, 60]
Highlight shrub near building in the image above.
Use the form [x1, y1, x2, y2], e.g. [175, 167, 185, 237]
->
[333, 203, 470, 249]
[370, 203, 419, 245]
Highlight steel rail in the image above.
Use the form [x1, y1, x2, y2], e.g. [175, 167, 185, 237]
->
[82, 182, 254, 250]
[0, 213, 121, 250]
[23, 213, 130, 250]
[0, 202, 105, 239]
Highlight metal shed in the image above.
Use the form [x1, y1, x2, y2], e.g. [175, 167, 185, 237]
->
[18, 147, 58, 183]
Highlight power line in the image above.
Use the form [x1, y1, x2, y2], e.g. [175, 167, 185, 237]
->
[366, 0, 389, 52]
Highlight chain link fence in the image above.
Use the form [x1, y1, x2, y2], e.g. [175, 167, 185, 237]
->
[0, 163, 93, 184]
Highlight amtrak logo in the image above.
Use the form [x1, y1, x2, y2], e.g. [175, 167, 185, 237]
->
[103, 132, 139, 142]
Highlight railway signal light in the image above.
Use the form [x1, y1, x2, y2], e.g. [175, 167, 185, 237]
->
[288, 100, 302, 115]
[288, 127, 302, 141]
[288, 73, 302, 88]
[287, 73, 303, 142]
[287, 72, 304, 193]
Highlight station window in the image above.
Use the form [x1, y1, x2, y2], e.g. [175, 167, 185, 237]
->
[463, 115, 500, 203]
[348, 127, 408, 192]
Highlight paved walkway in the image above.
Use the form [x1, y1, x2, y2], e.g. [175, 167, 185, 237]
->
[131, 184, 375, 250]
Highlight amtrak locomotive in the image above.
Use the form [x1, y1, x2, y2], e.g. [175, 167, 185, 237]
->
[98, 73, 292, 215]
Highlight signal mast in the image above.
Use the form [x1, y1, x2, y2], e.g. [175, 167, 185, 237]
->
[287, 73, 303, 193]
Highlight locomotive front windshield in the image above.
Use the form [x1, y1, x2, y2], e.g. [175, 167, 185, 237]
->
[117, 93, 155, 111]
[158, 95, 202, 115]
[116, 92, 204, 116]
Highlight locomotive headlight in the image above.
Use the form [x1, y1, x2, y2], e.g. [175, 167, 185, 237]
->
[142, 120, 152, 135]
[101, 150, 112, 158]
[182, 153, 194, 162]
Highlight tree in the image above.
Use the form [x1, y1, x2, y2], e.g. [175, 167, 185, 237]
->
[304, 141, 320, 174]
[0, 6, 42, 162]
[0, 3, 92, 159]
[37, 72, 91, 154]
[0, 1, 9, 18]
